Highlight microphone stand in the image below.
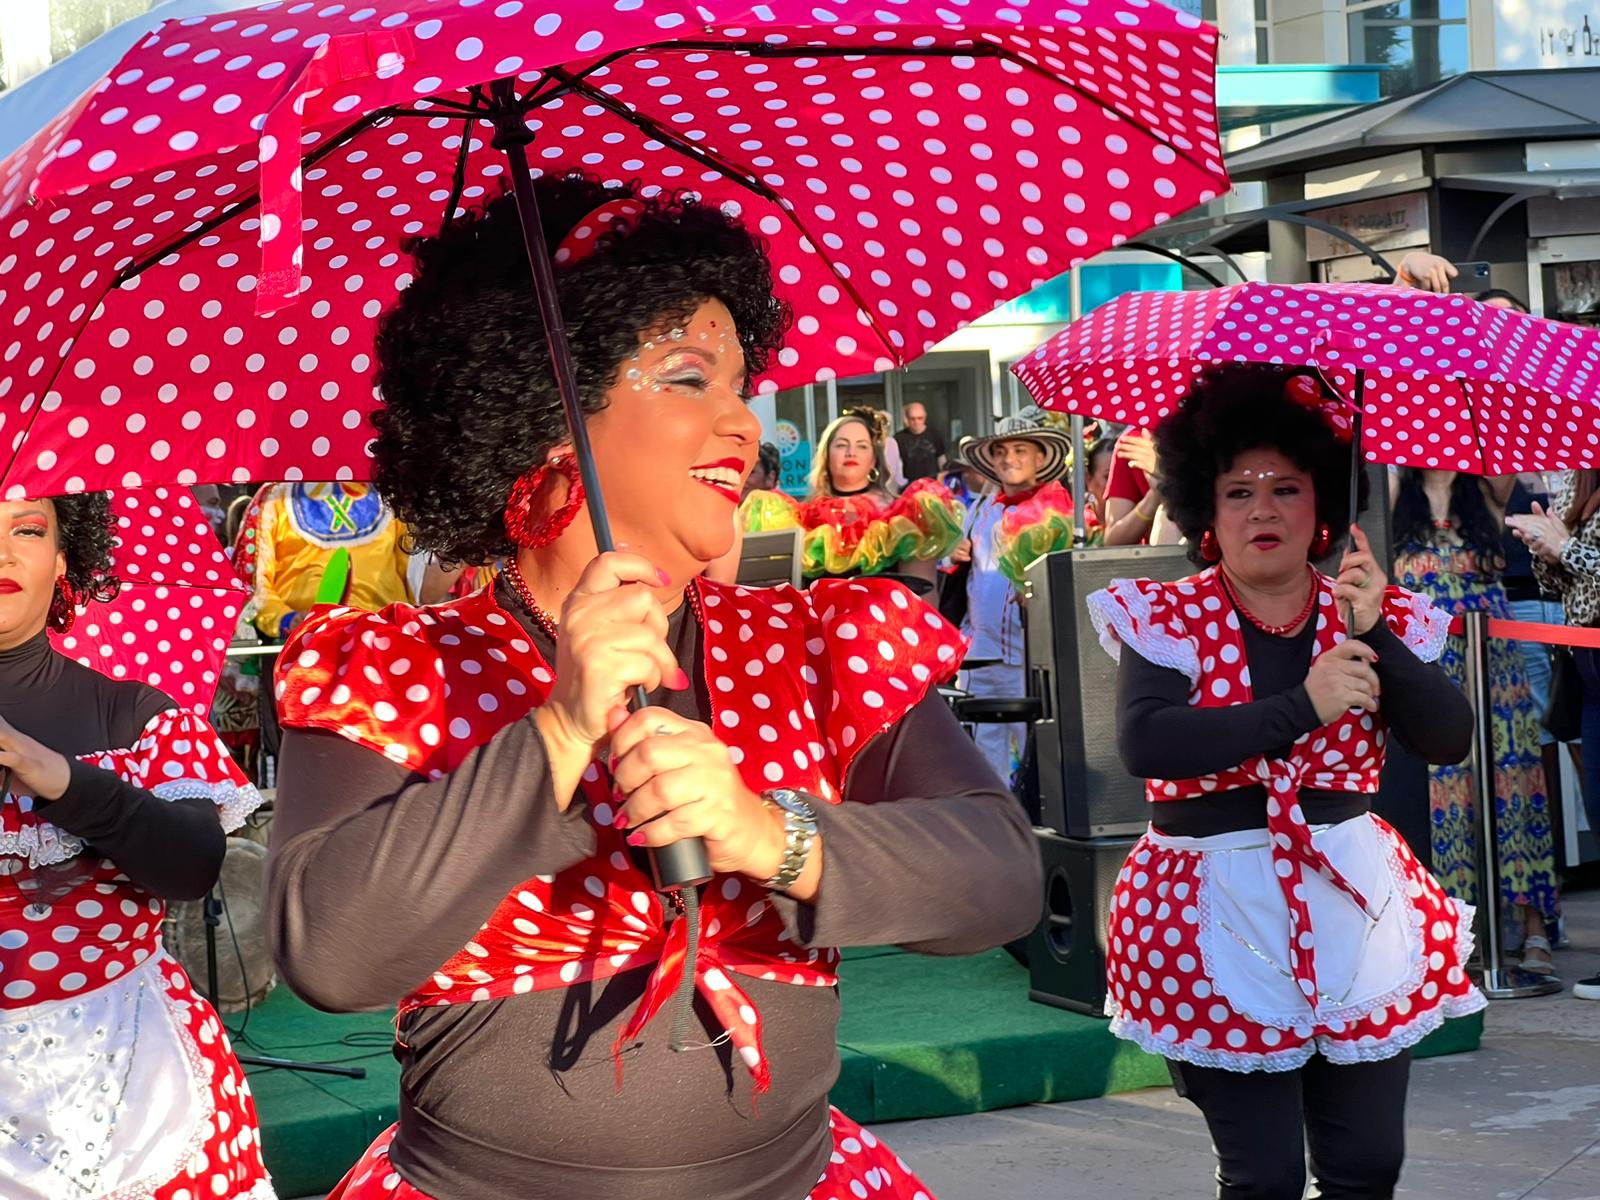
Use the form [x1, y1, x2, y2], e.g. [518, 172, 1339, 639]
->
[202, 883, 366, 1078]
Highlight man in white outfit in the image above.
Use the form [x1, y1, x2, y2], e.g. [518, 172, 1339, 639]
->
[950, 408, 1072, 786]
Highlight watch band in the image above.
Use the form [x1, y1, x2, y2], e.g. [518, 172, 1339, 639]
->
[761, 788, 819, 892]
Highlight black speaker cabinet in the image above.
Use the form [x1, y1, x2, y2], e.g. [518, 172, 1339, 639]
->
[1027, 830, 1138, 1015]
[1024, 543, 1193, 837]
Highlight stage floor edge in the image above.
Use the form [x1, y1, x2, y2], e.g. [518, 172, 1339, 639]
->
[236, 947, 1486, 1197]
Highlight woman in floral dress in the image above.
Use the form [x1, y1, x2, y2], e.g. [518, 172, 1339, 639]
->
[1391, 468, 1560, 973]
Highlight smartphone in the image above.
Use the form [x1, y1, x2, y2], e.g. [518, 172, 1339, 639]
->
[1449, 261, 1492, 293]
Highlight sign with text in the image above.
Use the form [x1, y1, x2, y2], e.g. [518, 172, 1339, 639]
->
[1304, 192, 1430, 263]
[774, 419, 811, 498]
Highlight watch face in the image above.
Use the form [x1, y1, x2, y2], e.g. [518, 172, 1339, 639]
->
[770, 788, 816, 817]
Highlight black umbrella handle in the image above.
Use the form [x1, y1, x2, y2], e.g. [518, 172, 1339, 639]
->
[1343, 369, 1367, 633]
[491, 81, 711, 890]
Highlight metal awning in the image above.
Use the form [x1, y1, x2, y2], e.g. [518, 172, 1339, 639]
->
[1439, 170, 1600, 201]
[1226, 68, 1600, 181]
[1439, 171, 1600, 260]
[1139, 178, 1434, 279]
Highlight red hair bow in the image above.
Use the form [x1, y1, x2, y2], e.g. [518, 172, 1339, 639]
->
[1283, 372, 1354, 444]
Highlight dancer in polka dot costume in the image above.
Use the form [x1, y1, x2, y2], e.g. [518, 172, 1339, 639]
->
[0, 493, 273, 1200]
[267, 177, 1039, 1200]
[1088, 366, 1485, 1198]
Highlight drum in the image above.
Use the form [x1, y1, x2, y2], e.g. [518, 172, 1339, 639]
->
[235, 800, 274, 851]
[164, 837, 277, 1013]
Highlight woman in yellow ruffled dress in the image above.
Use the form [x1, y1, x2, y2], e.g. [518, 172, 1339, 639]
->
[740, 409, 964, 593]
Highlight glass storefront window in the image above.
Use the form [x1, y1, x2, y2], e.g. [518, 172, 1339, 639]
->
[768, 353, 991, 495]
[1347, 0, 1470, 97]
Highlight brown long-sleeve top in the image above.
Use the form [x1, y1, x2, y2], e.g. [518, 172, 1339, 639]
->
[267, 577, 1041, 1200]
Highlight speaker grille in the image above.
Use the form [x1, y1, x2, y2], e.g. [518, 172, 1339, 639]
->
[1026, 544, 1192, 837]
[1028, 831, 1139, 1015]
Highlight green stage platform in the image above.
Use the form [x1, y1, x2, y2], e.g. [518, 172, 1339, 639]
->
[236, 947, 1485, 1197]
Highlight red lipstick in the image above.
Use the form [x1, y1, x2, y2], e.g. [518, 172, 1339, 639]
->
[688, 456, 749, 504]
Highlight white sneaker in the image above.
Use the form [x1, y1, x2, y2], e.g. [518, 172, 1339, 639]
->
[1573, 973, 1600, 1000]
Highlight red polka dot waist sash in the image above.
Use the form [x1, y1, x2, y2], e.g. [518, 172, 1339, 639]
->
[1252, 757, 1377, 1009]
[278, 576, 967, 1089]
[1088, 569, 1453, 1011]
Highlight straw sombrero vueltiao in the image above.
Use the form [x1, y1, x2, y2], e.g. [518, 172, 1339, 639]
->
[957, 406, 1073, 486]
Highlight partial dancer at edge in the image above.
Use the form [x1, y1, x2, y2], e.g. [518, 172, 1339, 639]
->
[1088, 365, 1485, 1200]
[266, 176, 1041, 1200]
[0, 492, 273, 1200]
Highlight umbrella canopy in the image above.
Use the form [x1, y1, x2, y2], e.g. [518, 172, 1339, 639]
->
[0, 0, 1226, 499]
[50, 487, 246, 713]
[1011, 281, 1600, 475]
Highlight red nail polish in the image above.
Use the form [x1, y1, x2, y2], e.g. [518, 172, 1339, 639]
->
[626, 831, 646, 846]
[670, 667, 690, 690]
[656, 568, 671, 586]
[613, 812, 629, 830]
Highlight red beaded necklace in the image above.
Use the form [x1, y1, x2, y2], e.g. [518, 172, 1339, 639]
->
[1218, 564, 1319, 637]
[501, 560, 702, 641]
[502, 559, 561, 641]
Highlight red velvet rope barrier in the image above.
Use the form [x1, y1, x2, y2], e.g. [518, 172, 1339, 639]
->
[1445, 616, 1600, 648]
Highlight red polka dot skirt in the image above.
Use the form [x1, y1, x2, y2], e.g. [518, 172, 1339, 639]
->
[326, 1109, 934, 1200]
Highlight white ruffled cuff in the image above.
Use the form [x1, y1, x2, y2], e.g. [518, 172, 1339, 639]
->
[1086, 581, 1201, 685]
[151, 779, 266, 834]
[1392, 590, 1452, 664]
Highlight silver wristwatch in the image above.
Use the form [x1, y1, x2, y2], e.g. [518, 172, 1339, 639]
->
[761, 787, 819, 892]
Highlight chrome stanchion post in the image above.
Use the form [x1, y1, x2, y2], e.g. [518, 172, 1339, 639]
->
[1465, 611, 1561, 998]
[1069, 413, 1086, 547]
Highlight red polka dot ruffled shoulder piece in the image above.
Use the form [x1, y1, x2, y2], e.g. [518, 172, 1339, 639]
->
[276, 575, 967, 1090]
[1084, 568, 1482, 1071]
[1, 708, 259, 877]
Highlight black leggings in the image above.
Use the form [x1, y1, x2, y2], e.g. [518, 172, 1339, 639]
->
[1173, 1051, 1411, 1199]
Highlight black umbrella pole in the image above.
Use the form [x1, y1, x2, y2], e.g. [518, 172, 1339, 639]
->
[1342, 371, 1366, 633]
[494, 110, 711, 893]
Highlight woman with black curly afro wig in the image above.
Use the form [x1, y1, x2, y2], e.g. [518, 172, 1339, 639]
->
[1085, 363, 1481, 1198]
[269, 175, 1040, 1200]
[0, 490, 274, 1199]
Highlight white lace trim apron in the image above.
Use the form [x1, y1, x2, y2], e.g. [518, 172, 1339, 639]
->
[0, 950, 212, 1200]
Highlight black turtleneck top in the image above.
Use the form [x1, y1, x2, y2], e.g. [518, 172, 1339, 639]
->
[0, 631, 226, 899]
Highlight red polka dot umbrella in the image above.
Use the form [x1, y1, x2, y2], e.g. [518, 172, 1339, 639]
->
[1012, 281, 1600, 475]
[50, 487, 247, 713]
[0, 0, 1226, 502]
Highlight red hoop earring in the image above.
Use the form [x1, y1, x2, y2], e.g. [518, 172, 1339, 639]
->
[504, 455, 585, 550]
[47, 578, 77, 634]
[1199, 530, 1221, 564]
[1309, 524, 1334, 559]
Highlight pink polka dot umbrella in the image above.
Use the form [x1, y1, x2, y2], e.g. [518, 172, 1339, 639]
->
[50, 487, 247, 713]
[2, 0, 1226, 918]
[1013, 281, 1600, 476]
[0, 0, 1227, 503]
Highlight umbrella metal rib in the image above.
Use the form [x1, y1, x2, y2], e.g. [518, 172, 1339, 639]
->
[537, 67, 902, 366]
